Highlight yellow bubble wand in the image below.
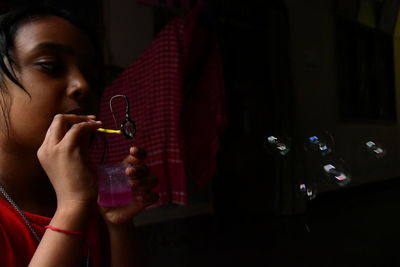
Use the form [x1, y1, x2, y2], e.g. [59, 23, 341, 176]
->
[97, 128, 122, 135]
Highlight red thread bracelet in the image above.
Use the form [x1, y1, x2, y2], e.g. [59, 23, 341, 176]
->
[45, 225, 84, 236]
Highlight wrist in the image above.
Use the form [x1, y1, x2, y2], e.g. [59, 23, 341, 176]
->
[57, 198, 94, 216]
[45, 225, 85, 237]
[52, 201, 94, 232]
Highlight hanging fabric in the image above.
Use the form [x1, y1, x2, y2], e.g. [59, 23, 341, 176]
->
[90, 5, 226, 205]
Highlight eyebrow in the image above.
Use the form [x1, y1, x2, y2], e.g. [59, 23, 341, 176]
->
[28, 42, 95, 62]
[30, 42, 74, 54]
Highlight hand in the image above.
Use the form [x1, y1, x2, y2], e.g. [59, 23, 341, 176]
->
[99, 146, 159, 225]
[37, 114, 102, 209]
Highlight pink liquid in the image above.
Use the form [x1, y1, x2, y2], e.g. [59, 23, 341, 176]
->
[99, 190, 133, 207]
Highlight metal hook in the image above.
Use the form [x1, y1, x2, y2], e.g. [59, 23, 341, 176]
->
[97, 94, 136, 139]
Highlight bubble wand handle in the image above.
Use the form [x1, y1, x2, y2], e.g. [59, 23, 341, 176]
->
[97, 128, 122, 134]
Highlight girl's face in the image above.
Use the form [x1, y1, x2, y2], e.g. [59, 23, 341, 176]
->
[2, 16, 100, 151]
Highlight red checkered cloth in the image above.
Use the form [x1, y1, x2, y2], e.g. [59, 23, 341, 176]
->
[89, 7, 226, 205]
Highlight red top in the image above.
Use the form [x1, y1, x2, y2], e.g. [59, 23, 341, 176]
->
[0, 197, 102, 267]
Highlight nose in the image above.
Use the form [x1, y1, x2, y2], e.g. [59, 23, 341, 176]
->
[67, 69, 91, 99]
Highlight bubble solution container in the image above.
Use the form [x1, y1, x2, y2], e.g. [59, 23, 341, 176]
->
[97, 163, 133, 207]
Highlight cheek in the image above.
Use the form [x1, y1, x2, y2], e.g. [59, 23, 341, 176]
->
[7, 109, 52, 149]
[1, 73, 64, 145]
[8, 94, 58, 145]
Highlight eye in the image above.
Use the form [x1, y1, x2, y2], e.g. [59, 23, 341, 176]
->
[36, 61, 64, 75]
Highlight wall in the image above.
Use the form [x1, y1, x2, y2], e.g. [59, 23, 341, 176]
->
[102, 0, 154, 68]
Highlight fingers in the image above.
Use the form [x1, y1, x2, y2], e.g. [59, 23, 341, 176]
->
[44, 114, 101, 146]
[127, 162, 158, 203]
[62, 120, 101, 147]
[124, 146, 159, 203]
[123, 145, 157, 193]
[123, 146, 147, 164]
[125, 165, 149, 177]
[126, 162, 156, 192]
[130, 146, 147, 158]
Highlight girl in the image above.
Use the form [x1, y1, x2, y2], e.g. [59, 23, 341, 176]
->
[0, 4, 158, 267]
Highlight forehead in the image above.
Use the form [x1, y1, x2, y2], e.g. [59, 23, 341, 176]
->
[13, 16, 93, 58]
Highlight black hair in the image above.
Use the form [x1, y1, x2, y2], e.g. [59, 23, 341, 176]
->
[0, 4, 99, 91]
